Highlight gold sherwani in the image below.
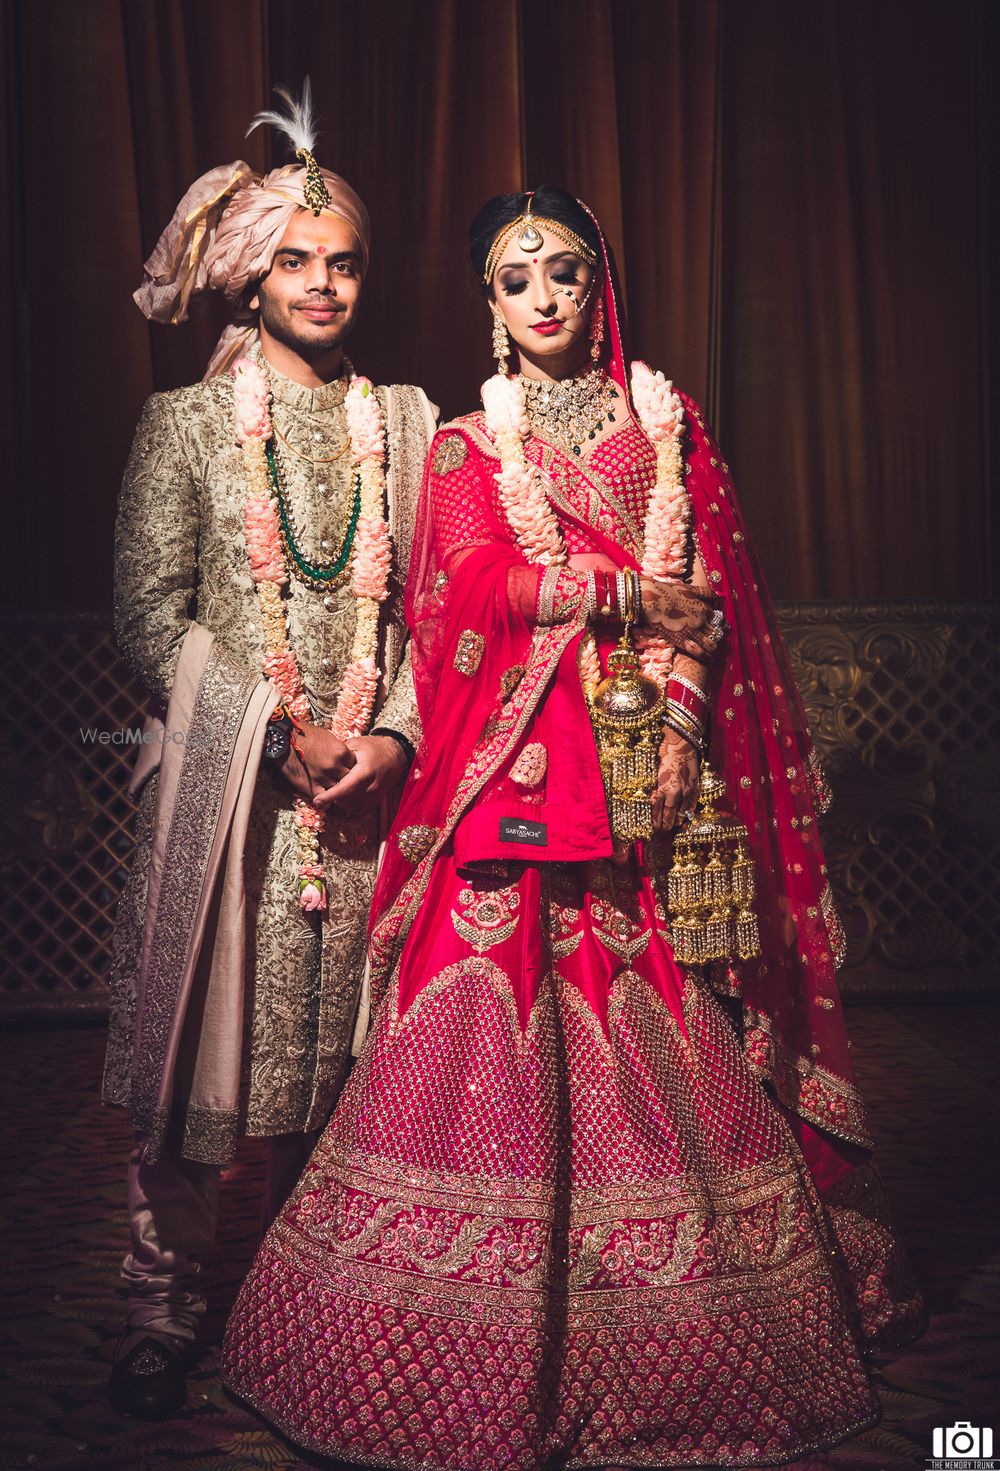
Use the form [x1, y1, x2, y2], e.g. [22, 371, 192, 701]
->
[103, 363, 435, 1160]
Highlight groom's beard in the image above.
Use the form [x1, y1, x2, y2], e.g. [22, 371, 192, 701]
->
[257, 289, 358, 361]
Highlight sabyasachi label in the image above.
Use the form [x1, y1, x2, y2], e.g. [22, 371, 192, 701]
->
[499, 818, 548, 846]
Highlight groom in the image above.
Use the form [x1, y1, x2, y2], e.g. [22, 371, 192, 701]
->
[103, 90, 435, 1418]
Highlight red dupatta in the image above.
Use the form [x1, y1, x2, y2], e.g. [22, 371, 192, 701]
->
[370, 209, 870, 1153]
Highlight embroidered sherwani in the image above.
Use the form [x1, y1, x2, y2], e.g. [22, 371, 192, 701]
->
[103, 364, 435, 1161]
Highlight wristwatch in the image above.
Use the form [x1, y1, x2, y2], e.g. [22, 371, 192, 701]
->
[262, 706, 295, 764]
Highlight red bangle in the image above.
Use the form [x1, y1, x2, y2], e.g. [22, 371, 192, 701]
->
[666, 677, 709, 717]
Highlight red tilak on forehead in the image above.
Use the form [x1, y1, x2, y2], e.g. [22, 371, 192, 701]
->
[316, 245, 328, 254]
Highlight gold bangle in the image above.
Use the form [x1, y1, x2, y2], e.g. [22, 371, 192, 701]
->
[630, 570, 643, 624]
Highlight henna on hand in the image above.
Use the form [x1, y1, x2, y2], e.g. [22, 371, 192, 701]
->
[650, 727, 700, 831]
[639, 578, 725, 659]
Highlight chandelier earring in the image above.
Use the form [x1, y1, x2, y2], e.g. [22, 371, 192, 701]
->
[492, 309, 510, 376]
[589, 296, 605, 366]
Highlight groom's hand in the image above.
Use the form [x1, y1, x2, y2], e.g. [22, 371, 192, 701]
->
[276, 724, 356, 802]
[311, 734, 407, 814]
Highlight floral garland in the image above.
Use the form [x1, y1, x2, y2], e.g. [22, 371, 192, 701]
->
[481, 362, 691, 689]
[631, 362, 692, 685]
[234, 356, 391, 912]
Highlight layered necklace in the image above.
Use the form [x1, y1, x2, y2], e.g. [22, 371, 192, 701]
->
[266, 440, 361, 590]
[267, 385, 361, 589]
[482, 361, 690, 689]
[234, 354, 393, 912]
[519, 367, 619, 457]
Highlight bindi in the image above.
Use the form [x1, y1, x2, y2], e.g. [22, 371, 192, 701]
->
[316, 245, 327, 255]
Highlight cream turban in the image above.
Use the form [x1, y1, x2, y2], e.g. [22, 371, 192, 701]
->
[133, 159, 371, 378]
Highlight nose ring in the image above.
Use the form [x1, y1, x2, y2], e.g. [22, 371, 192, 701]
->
[553, 286, 581, 313]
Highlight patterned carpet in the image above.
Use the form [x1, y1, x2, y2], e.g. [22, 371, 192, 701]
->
[0, 1004, 997, 1471]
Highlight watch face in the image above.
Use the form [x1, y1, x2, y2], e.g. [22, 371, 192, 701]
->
[263, 721, 292, 762]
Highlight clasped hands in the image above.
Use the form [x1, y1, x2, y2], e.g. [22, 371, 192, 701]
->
[276, 723, 407, 814]
[637, 577, 724, 662]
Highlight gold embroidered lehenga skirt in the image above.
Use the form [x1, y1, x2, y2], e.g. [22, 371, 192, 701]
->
[222, 856, 920, 1468]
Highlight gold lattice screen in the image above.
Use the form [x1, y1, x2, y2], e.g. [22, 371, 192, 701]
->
[779, 602, 999, 997]
[0, 604, 997, 1016]
[0, 614, 147, 1016]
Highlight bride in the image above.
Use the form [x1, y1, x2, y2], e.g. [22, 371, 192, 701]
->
[222, 187, 922, 1469]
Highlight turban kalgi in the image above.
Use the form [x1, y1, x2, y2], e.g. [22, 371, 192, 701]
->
[133, 159, 371, 378]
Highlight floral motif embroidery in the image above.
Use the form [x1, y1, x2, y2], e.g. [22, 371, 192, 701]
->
[547, 901, 584, 961]
[499, 664, 526, 702]
[821, 880, 847, 967]
[510, 741, 547, 789]
[743, 1005, 870, 1145]
[432, 432, 468, 476]
[591, 895, 652, 965]
[450, 884, 521, 952]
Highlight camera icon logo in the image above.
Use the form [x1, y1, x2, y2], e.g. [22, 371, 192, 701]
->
[932, 1422, 994, 1460]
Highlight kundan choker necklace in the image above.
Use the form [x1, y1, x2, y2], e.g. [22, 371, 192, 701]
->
[519, 367, 619, 457]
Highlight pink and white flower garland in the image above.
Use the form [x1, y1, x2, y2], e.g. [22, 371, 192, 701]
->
[480, 376, 564, 567]
[234, 356, 390, 912]
[631, 361, 692, 685]
[480, 361, 691, 690]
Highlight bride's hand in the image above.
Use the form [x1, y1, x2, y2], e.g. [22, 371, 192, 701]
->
[639, 578, 724, 660]
[651, 727, 700, 831]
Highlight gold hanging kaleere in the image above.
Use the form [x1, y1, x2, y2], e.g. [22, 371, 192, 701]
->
[666, 763, 761, 964]
[586, 632, 666, 842]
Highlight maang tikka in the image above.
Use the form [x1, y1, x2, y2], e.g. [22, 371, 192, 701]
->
[482, 192, 598, 285]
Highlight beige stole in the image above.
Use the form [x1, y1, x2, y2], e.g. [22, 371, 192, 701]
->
[128, 623, 274, 1163]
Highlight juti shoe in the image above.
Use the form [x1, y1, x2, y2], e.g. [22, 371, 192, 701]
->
[108, 1334, 187, 1420]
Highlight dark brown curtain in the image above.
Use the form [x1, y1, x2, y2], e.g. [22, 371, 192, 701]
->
[2, 0, 994, 612]
[719, 0, 991, 598]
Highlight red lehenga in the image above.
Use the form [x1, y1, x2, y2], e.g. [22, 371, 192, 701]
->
[222, 228, 922, 1469]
